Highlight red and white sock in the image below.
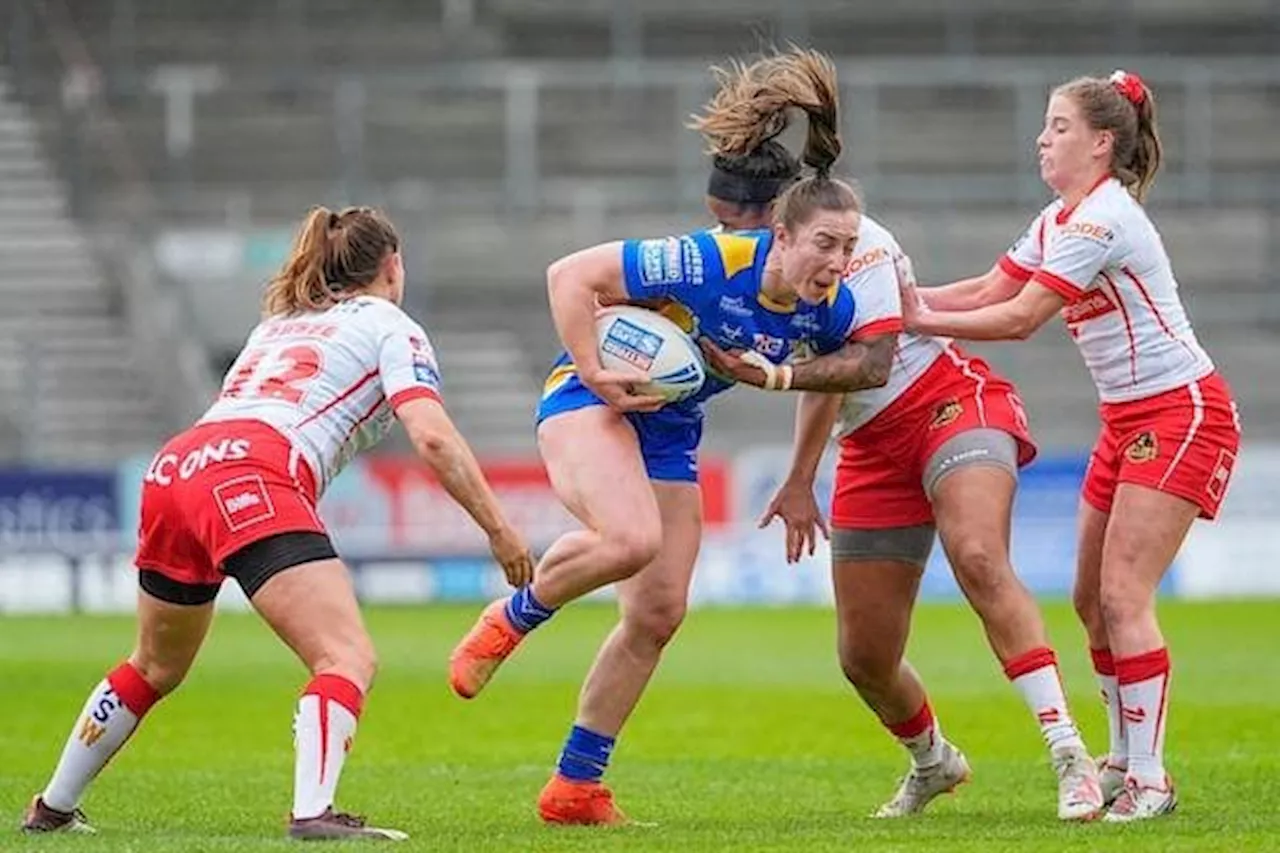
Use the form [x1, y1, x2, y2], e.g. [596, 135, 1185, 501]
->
[1003, 646, 1084, 752]
[293, 674, 364, 820]
[886, 701, 944, 769]
[1090, 647, 1127, 768]
[1116, 648, 1171, 787]
[42, 662, 161, 812]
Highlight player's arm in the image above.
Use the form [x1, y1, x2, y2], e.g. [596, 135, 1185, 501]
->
[378, 318, 533, 586]
[395, 397, 533, 587]
[786, 334, 895, 392]
[904, 281, 1064, 341]
[907, 215, 1110, 341]
[917, 263, 1028, 311]
[758, 391, 840, 563]
[546, 242, 665, 412]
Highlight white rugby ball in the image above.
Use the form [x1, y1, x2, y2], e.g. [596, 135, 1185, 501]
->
[595, 305, 706, 402]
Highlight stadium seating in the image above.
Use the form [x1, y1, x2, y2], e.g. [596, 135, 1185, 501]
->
[0, 0, 1276, 458]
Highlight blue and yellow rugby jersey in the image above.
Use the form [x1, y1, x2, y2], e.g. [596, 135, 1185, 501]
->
[537, 228, 858, 482]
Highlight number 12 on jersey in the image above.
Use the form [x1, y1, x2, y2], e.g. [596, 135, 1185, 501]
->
[222, 344, 323, 405]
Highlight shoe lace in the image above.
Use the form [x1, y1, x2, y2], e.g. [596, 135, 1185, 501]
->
[331, 812, 368, 828]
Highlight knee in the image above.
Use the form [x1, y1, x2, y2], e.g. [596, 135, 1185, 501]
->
[599, 525, 663, 583]
[837, 639, 897, 693]
[1072, 578, 1103, 631]
[949, 537, 1014, 606]
[1099, 572, 1148, 632]
[310, 632, 379, 693]
[624, 596, 688, 651]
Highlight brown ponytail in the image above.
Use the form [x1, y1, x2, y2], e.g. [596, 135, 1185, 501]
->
[689, 47, 859, 228]
[262, 205, 400, 316]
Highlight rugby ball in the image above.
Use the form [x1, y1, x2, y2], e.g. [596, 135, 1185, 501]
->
[595, 305, 706, 402]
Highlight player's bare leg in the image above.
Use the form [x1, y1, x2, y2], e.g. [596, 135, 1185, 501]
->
[538, 482, 701, 826]
[831, 548, 970, 817]
[1074, 501, 1128, 806]
[1098, 485, 1196, 822]
[450, 407, 661, 699]
[251, 558, 406, 841]
[23, 586, 214, 835]
[933, 458, 1102, 821]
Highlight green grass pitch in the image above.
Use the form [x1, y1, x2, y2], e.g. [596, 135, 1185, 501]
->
[2, 600, 1278, 851]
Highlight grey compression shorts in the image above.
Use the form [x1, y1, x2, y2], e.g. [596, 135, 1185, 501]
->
[831, 428, 1019, 568]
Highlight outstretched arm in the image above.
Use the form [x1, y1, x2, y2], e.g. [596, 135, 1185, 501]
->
[904, 281, 1065, 341]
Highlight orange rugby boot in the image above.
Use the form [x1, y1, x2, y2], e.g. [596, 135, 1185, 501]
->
[537, 775, 630, 826]
[448, 599, 526, 699]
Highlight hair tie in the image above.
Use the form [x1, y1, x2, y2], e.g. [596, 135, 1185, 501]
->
[1109, 70, 1147, 106]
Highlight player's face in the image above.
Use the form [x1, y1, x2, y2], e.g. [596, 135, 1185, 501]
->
[776, 208, 859, 305]
[1037, 93, 1112, 194]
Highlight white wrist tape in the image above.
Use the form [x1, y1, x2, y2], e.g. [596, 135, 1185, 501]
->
[739, 351, 794, 391]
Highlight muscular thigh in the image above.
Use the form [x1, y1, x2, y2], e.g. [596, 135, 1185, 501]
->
[538, 405, 660, 534]
[831, 527, 930, 663]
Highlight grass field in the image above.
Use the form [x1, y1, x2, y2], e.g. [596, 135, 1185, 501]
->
[3, 601, 1278, 851]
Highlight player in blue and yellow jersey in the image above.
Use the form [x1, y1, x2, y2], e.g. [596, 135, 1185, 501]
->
[449, 49, 897, 825]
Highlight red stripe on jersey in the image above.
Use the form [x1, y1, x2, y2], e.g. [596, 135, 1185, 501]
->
[998, 254, 1034, 283]
[1099, 271, 1139, 386]
[1120, 265, 1199, 360]
[851, 317, 904, 341]
[1036, 214, 1047, 252]
[297, 369, 380, 428]
[1031, 269, 1086, 302]
[389, 387, 442, 412]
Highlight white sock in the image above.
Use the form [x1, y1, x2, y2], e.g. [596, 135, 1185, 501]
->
[1004, 647, 1085, 752]
[43, 663, 159, 812]
[1116, 648, 1171, 787]
[293, 674, 364, 820]
[1091, 648, 1127, 767]
[887, 701, 944, 769]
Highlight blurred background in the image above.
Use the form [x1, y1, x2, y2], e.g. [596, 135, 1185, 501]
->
[0, 0, 1276, 612]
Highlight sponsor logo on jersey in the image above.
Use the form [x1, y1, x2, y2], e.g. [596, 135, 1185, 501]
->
[145, 438, 252, 487]
[751, 333, 786, 357]
[1061, 288, 1118, 325]
[212, 474, 276, 532]
[637, 236, 704, 287]
[719, 323, 744, 341]
[602, 317, 663, 370]
[1207, 447, 1236, 501]
[930, 398, 963, 429]
[790, 312, 821, 332]
[1059, 220, 1115, 246]
[1125, 431, 1159, 464]
[843, 246, 891, 277]
[718, 295, 754, 318]
[413, 358, 441, 386]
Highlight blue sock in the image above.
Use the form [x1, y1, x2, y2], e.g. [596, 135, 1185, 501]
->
[556, 725, 615, 783]
[504, 586, 556, 633]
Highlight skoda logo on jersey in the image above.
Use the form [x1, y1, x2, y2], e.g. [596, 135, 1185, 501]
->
[602, 317, 663, 370]
[752, 333, 786, 357]
[718, 295, 754, 318]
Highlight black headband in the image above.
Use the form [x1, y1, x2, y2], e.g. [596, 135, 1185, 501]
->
[707, 167, 791, 205]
